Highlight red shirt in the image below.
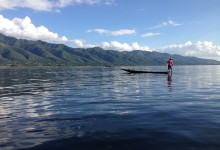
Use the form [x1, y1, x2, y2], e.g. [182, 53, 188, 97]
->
[167, 59, 173, 66]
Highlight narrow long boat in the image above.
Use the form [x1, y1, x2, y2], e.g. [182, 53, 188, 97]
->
[121, 68, 169, 74]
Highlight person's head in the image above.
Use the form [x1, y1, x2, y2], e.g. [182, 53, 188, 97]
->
[170, 58, 172, 60]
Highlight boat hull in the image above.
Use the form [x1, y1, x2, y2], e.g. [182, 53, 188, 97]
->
[121, 69, 169, 74]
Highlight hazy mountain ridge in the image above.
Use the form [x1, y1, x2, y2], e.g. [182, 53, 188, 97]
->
[0, 33, 220, 66]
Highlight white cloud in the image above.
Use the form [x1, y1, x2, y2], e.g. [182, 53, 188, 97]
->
[0, 0, 54, 11]
[72, 39, 85, 47]
[55, 0, 73, 8]
[161, 41, 220, 60]
[72, 40, 151, 51]
[99, 41, 151, 51]
[141, 32, 161, 37]
[55, 0, 106, 7]
[111, 29, 136, 36]
[87, 29, 109, 34]
[149, 19, 182, 29]
[103, 0, 115, 5]
[0, 14, 68, 43]
[87, 28, 136, 36]
[70, 0, 114, 5]
[72, 39, 97, 48]
[0, 0, 115, 11]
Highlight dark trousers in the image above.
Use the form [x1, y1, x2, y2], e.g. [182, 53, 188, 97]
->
[168, 65, 172, 70]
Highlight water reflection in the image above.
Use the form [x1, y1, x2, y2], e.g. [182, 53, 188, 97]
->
[167, 72, 173, 91]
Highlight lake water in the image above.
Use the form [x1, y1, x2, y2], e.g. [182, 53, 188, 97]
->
[1, 65, 220, 150]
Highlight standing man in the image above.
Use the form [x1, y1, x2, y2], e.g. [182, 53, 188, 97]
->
[167, 58, 173, 71]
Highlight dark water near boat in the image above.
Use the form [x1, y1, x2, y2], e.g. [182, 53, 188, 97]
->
[1, 66, 220, 150]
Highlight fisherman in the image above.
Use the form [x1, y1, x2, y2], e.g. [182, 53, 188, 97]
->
[167, 58, 173, 71]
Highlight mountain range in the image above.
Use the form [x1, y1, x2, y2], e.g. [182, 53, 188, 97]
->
[0, 33, 220, 66]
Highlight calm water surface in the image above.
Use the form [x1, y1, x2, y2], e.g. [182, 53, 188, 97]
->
[0, 66, 220, 150]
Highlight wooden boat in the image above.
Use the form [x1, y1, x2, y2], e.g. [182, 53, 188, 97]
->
[121, 68, 169, 74]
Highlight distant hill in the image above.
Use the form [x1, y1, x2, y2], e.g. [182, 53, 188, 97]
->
[0, 33, 220, 66]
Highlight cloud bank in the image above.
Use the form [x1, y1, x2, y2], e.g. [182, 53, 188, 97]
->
[72, 39, 151, 51]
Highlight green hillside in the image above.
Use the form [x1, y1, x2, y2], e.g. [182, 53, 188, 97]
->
[0, 33, 220, 66]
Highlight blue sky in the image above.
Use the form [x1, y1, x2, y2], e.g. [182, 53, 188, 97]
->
[0, 0, 220, 60]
